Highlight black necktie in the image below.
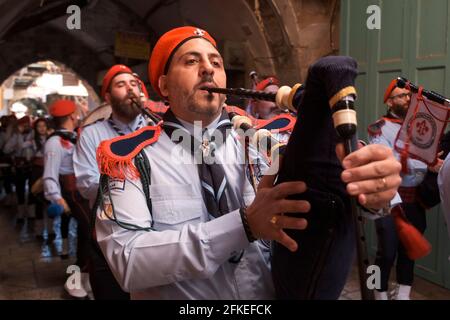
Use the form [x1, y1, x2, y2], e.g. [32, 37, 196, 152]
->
[163, 109, 232, 217]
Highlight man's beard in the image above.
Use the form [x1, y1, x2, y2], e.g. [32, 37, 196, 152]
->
[186, 93, 223, 117]
[391, 103, 408, 119]
[110, 94, 141, 122]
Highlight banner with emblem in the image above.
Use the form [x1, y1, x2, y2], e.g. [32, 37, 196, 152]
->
[395, 91, 450, 168]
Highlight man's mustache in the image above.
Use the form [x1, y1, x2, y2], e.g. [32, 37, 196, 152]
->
[123, 92, 143, 108]
[126, 91, 139, 100]
[111, 93, 141, 109]
[196, 76, 217, 89]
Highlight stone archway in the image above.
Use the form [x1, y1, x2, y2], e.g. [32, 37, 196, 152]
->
[0, 24, 104, 93]
[0, 0, 340, 95]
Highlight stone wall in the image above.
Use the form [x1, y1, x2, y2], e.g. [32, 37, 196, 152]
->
[246, 0, 340, 85]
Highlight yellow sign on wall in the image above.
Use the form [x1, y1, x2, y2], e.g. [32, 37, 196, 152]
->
[115, 31, 150, 60]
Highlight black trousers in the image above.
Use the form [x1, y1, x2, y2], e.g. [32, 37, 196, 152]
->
[29, 165, 44, 219]
[83, 189, 129, 300]
[1, 165, 14, 194]
[374, 202, 427, 291]
[60, 214, 71, 239]
[61, 189, 91, 272]
[89, 240, 130, 300]
[15, 166, 32, 205]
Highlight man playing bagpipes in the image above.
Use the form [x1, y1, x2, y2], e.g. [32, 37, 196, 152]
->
[368, 80, 445, 299]
[74, 65, 148, 208]
[73, 64, 149, 300]
[93, 26, 401, 299]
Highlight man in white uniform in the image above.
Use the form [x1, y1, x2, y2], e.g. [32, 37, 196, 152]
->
[95, 26, 402, 299]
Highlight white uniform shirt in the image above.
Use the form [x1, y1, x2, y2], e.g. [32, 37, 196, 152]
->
[43, 131, 76, 202]
[74, 115, 145, 207]
[96, 115, 274, 300]
[369, 119, 428, 187]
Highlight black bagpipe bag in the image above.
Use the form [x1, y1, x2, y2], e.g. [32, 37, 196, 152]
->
[271, 56, 359, 300]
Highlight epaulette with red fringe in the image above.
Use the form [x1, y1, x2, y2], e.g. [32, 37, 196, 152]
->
[224, 105, 297, 132]
[367, 118, 386, 137]
[97, 125, 162, 180]
[256, 114, 297, 133]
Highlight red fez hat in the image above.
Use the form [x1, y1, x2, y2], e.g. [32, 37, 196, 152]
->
[17, 115, 31, 125]
[256, 76, 280, 91]
[149, 26, 217, 98]
[101, 64, 133, 99]
[49, 100, 76, 117]
[384, 79, 399, 104]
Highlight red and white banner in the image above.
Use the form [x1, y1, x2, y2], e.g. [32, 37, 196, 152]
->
[395, 90, 449, 168]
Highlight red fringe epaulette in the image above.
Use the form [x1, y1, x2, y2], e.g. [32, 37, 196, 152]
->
[367, 118, 386, 137]
[224, 105, 297, 132]
[96, 125, 161, 180]
[256, 114, 297, 132]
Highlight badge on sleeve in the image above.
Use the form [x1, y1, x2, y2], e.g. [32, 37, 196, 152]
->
[108, 178, 126, 191]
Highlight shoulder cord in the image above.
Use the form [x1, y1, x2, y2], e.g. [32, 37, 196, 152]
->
[135, 150, 154, 228]
[241, 136, 264, 192]
[242, 137, 270, 251]
[90, 175, 106, 232]
[93, 149, 154, 232]
[244, 137, 258, 193]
